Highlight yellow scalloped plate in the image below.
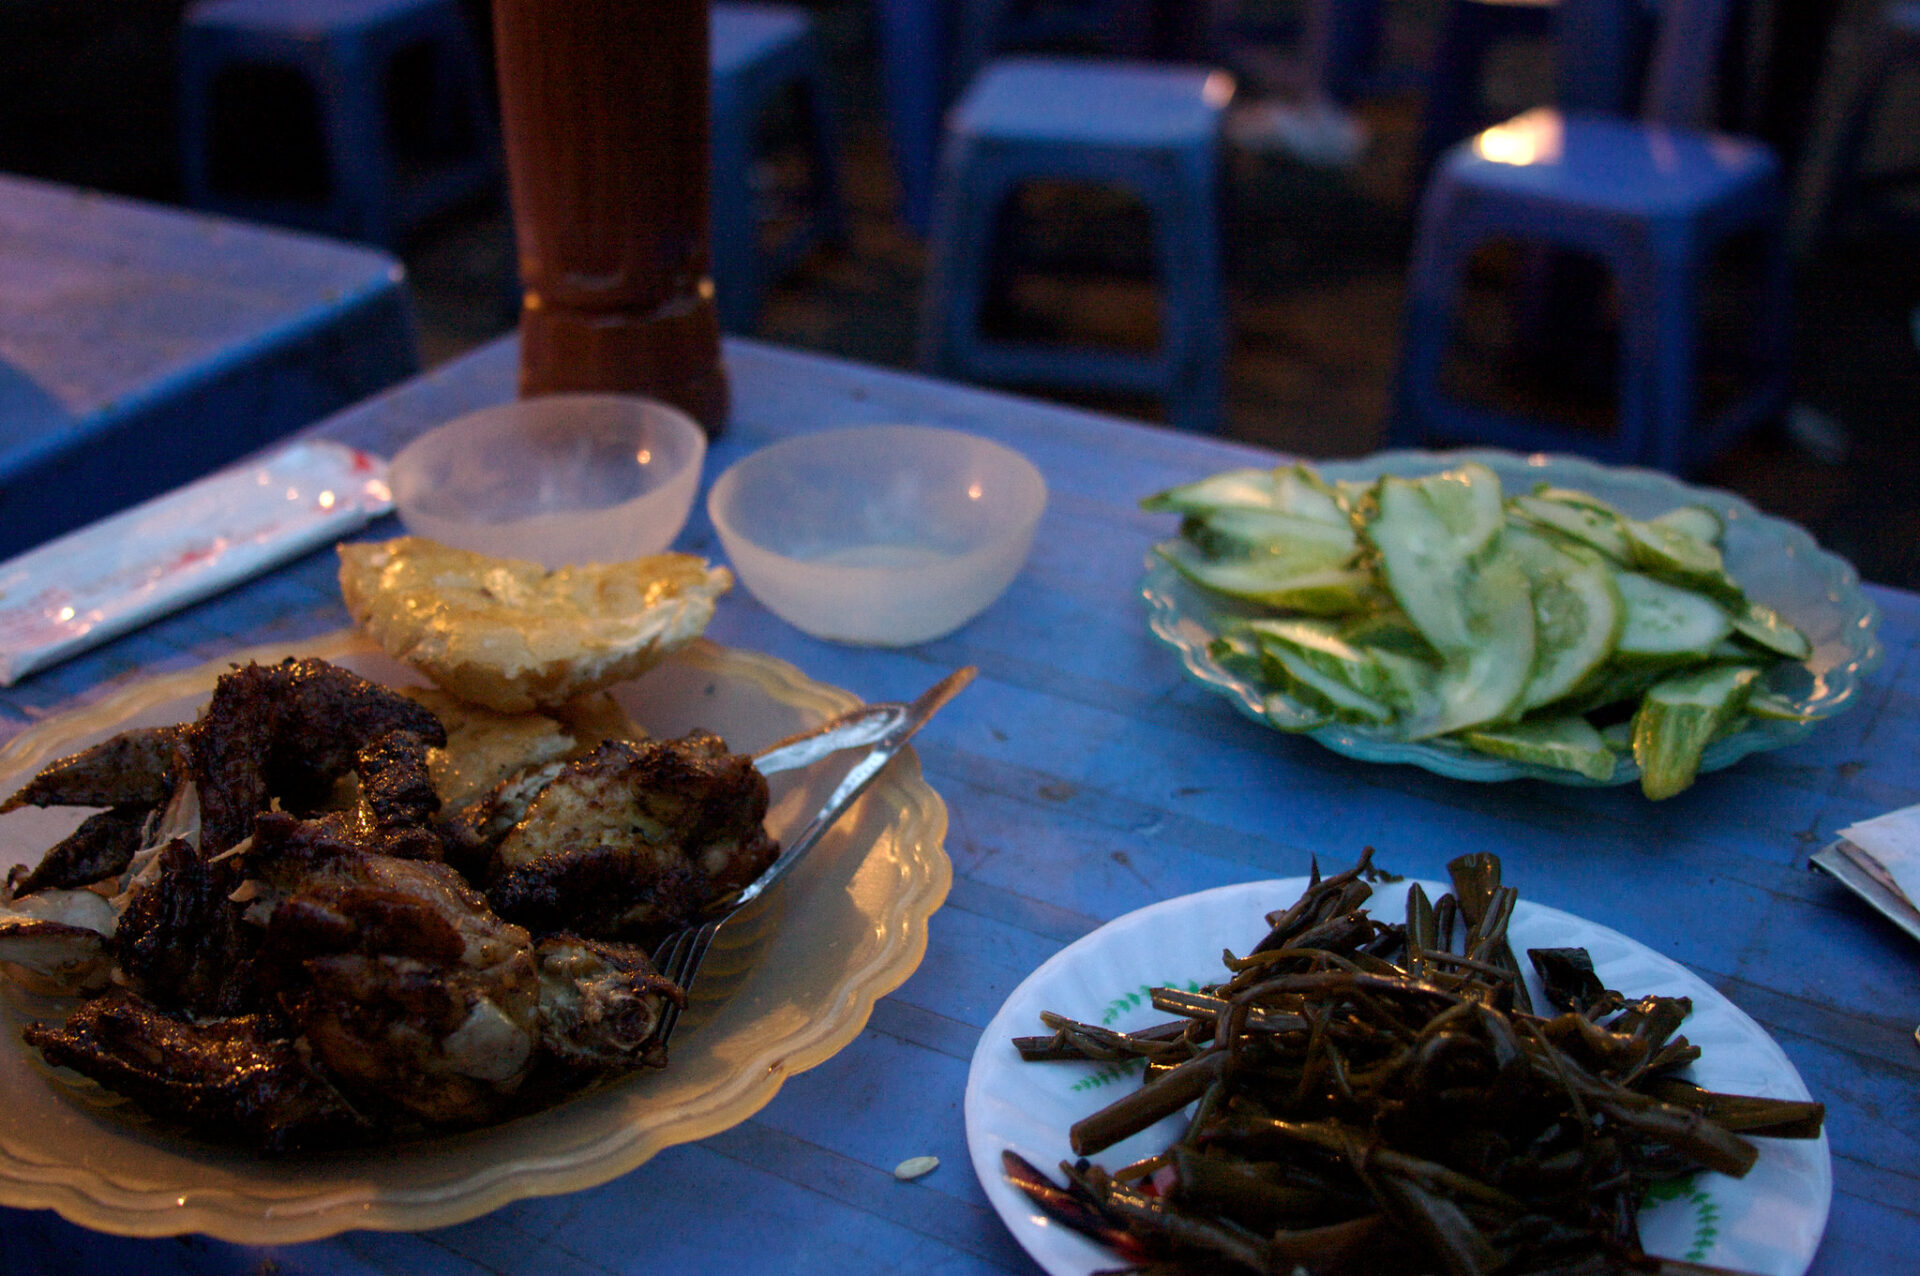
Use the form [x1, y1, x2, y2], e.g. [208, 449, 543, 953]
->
[0, 630, 951, 1242]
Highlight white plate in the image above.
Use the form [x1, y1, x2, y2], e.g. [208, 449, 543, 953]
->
[0, 630, 950, 1242]
[966, 878, 1831, 1276]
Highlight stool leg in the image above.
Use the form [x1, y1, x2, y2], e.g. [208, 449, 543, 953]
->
[1155, 150, 1227, 434]
[320, 41, 395, 245]
[1392, 182, 1480, 448]
[1631, 220, 1698, 474]
[880, 0, 955, 234]
[919, 147, 1007, 378]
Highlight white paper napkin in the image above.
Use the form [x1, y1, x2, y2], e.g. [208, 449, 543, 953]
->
[1836, 807, 1920, 909]
[1813, 805, 1920, 944]
[0, 440, 390, 685]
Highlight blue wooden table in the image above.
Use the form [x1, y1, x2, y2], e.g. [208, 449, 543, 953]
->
[0, 173, 418, 559]
[1, 335, 1914, 1273]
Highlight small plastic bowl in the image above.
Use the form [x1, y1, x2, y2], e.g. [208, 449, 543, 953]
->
[389, 394, 705, 567]
[708, 424, 1047, 645]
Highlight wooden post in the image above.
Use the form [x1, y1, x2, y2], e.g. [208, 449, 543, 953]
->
[491, 0, 729, 433]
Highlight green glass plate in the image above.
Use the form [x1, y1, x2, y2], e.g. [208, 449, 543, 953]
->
[1141, 448, 1884, 787]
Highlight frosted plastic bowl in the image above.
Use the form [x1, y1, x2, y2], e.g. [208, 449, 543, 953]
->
[708, 424, 1047, 645]
[389, 394, 705, 567]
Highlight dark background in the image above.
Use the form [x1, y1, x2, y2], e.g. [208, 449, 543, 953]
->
[2, 0, 1916, 586]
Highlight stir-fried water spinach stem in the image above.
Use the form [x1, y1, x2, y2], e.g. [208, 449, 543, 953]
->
[1005, 851, 1823, 1276]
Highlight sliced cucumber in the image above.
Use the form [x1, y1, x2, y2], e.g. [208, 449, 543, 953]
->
[1403, 552, 1537, 739]
[1340, 609, 1438, 661]
[1157, 540, 1381, 614]
[1615, 571, 1733, 658]
[1650, 504, 1725, 546]
[1631, 665, 1761, 799]
[1208, 632, 1334, 731]
[1141, 467, 1278, 514]
[1242, 618, 1437, 713]
[1143, 464, 1350, 528]
[1270, 464, 1351, 527]
[1207, 631, 1267, 682]
[1746, 689, 1818, 722]
[1623, 518, 1743, 603]
[1181, 506, 1356, 568]
[1262, 689, 1335, 732]
[1728, 599, 1812, 661]
[1532, 485, 1616, 514]
[1258, 642, 1396, 724]
[1503, 528, 1625, 713]
[1144, 458, 1806, 797]
[1510, 493, 1631, 563]
[1365, 463, 1505, 655]
[1462, 714, 1618, 781]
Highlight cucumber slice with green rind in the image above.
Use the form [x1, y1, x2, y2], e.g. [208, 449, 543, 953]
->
[1631, 665, 1761, 799]
[1258, 642, 1397, 724]
[1270, 464, 1351, 527]
[1156, 540, 1381, 613]
[1649, 504, 1725, 546]
[1746, 689, 1818, 721]
[1365, 463, 1506, 655]
[1729, 599, 1812, 661]
[1262, 690, 1335, 731]
[1141, 468, 1279, 514]
[1462, 715, 1618, 781]
[1623, 518, 1744, 603]
[1180, 506, 1356, 567]
[1404, 552, 1537, 739]
[1503, 528, 1626, 713]
[1511, 494, 1631, 563]
[1241, 618, 1438, 713]
[1144, 464, 1350, 528]
[1615, 572, 1734, 658]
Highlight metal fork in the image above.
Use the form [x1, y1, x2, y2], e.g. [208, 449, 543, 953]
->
[648, 665, 976, 1046]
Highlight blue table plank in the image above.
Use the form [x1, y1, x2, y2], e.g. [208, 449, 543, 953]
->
[0, 174, 418, 557]
[0, 334, 1912, 1275]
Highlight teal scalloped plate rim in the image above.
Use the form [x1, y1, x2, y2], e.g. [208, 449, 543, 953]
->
[1140, 447, 1885, 787]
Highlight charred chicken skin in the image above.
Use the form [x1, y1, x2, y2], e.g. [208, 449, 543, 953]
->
[483, 733, 778, 940]
[0, 657, 774, 1150]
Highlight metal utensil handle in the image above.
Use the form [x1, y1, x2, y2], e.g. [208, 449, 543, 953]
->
[732, 666, 977, 909]
[752, 702, 912, 776]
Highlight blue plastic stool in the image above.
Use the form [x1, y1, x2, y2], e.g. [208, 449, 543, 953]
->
[1415, 0, 1559, 177]
[1392, 0, 1790, 474]
[919, 57, 1235, 434]
[710, 2, 845, 333]
[180, 0, 498, 247]
[953, 0, 1157, 86]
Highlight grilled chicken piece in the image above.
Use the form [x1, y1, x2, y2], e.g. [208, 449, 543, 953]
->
[484, 733, 778, 940]
[249, 812, 544, 1125]
[190, 658, 446, 852]
[113, 839, 260, 1018]
[7, 804, 149, 897]
[0, 724, 185, 814]
[23, 993, 369, 1153]
[533, 935, 683, 1071]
